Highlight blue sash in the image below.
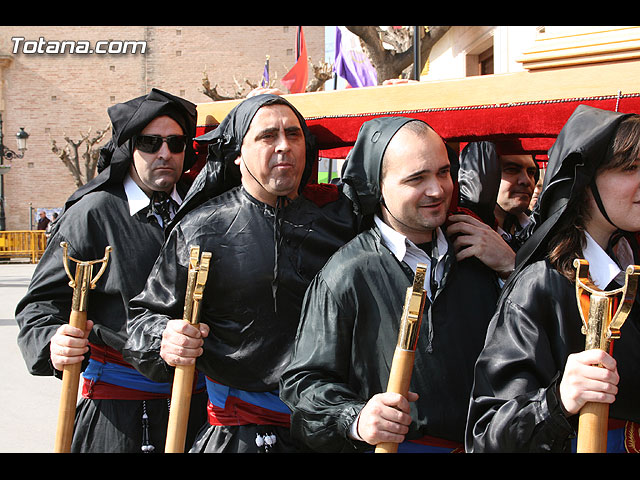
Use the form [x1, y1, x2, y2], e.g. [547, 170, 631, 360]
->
[83, 358, 205, 394]
[205, 378, 290, 413]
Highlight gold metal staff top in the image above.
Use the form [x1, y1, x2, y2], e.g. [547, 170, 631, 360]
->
[396, 264, 428, 351]
[182, 246, 211, 326]
[574, 259, 640, 351]
[61, 242, 112, 312]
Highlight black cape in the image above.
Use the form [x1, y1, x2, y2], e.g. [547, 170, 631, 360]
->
[14, 88, 206, 453]
[123, 94, 360, 452]
[124, 94, 358, 387]
[279, 226, 500, 452]
[279, 117, 500, 452]
[124, 185, 357, 390]
[16, 87, 197, 374]
[466, 105, 640, 453]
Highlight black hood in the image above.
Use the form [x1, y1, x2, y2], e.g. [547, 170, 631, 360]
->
[171, 94, 317, 229]
[515, 104, 634, 276]
[457, 141, 501, 227]
[63, 88, 197, 211]
[340, 116, 459, 221]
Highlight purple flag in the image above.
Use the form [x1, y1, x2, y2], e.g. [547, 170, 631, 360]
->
[261, 56, 270, 87]
[334, 26, 377, 88]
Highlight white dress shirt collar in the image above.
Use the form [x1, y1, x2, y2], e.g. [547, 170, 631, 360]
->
[123, 172, 182, 217]
[583, 231, 633, 289]
[374, 214, 448, 299]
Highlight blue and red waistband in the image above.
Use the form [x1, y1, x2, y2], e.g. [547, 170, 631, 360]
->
[82, 343, 205, 401]
[204, 377, 291, 427]
[203, 379, 465, 452]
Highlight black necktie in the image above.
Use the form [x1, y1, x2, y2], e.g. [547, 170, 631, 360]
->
[417, 240, 439, 296]
[149, 191, 176, 227]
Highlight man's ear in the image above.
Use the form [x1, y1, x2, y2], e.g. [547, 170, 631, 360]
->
[234, 155, 241, 166]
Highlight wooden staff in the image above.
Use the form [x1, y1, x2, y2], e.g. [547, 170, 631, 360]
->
[573, 259, 639, 453]
[375, 264, 428, 454]
[165, 246, 211, 453]
[54, 242, 112, 453]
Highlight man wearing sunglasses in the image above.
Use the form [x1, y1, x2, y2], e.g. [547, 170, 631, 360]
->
[133, 131, 188, 196]
[124, 94, 360, 452]
[16, 89, 207, 453]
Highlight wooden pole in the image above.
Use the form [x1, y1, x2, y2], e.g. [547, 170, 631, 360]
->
[375, 265, 427, 454]
[374, 347, 416, 453]
[576, 294, 612, 453]
[164, 364, 197, 453]
[54, 243, 111, 453]
[54, 308, 87, 453]
[165, 246, 211, 453]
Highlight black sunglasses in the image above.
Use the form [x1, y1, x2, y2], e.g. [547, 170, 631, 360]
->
[135, 134, 188, 154]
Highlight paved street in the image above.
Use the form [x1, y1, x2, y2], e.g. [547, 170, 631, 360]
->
[0, 261, 60, 453]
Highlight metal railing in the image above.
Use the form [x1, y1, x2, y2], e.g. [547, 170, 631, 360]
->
[0, 230, 47, 263]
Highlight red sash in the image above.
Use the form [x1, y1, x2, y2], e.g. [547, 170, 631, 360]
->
[82, 344, 172, 401]
[206, 396, 290, 428]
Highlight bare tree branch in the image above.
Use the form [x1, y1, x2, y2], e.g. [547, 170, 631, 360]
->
[201, 70, 238, 101]
[51, 126, 110, 187]
[307, 59, 333, 92]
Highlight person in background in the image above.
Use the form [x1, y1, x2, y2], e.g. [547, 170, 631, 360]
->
[37, 210, 50, 231]
[493, 153, 538, 243]
[44, 212, 58, 241]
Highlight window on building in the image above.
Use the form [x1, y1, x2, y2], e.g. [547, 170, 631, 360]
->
[465, 42, 494, 77]
[479, 47, 493, 75]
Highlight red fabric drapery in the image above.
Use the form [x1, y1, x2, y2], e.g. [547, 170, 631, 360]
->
[304, 93, 640, 160]
[190, 92, 640, 183]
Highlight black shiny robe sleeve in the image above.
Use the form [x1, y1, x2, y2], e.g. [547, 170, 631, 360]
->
[15, 185, 163, 376]
[466, 259, 640, 452]
[280, 227, 500, 452]
[120, 224, 189, 383]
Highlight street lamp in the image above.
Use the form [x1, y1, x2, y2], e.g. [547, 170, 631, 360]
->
[13, 127, 30, 157]
[0, 113, 30, 231]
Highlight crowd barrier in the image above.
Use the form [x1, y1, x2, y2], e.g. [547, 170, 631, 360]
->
[0, 230, 47, 263]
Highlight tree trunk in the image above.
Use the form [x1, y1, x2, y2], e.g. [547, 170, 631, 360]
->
[346, 26, 451, 84]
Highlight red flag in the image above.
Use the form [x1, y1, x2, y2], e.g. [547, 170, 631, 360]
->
[281, 26, 308, 94]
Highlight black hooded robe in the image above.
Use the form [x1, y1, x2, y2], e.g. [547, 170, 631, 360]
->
[123, 94, 360, 453]
[466, 105, 640, 453]
[15, 89, 207, 453]
[279, 117, 501, 453]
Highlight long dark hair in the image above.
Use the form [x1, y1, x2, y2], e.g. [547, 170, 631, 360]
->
[547, 115, 640, 280]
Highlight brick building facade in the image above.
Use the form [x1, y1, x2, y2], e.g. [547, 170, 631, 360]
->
[0, 26, 325, 230]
